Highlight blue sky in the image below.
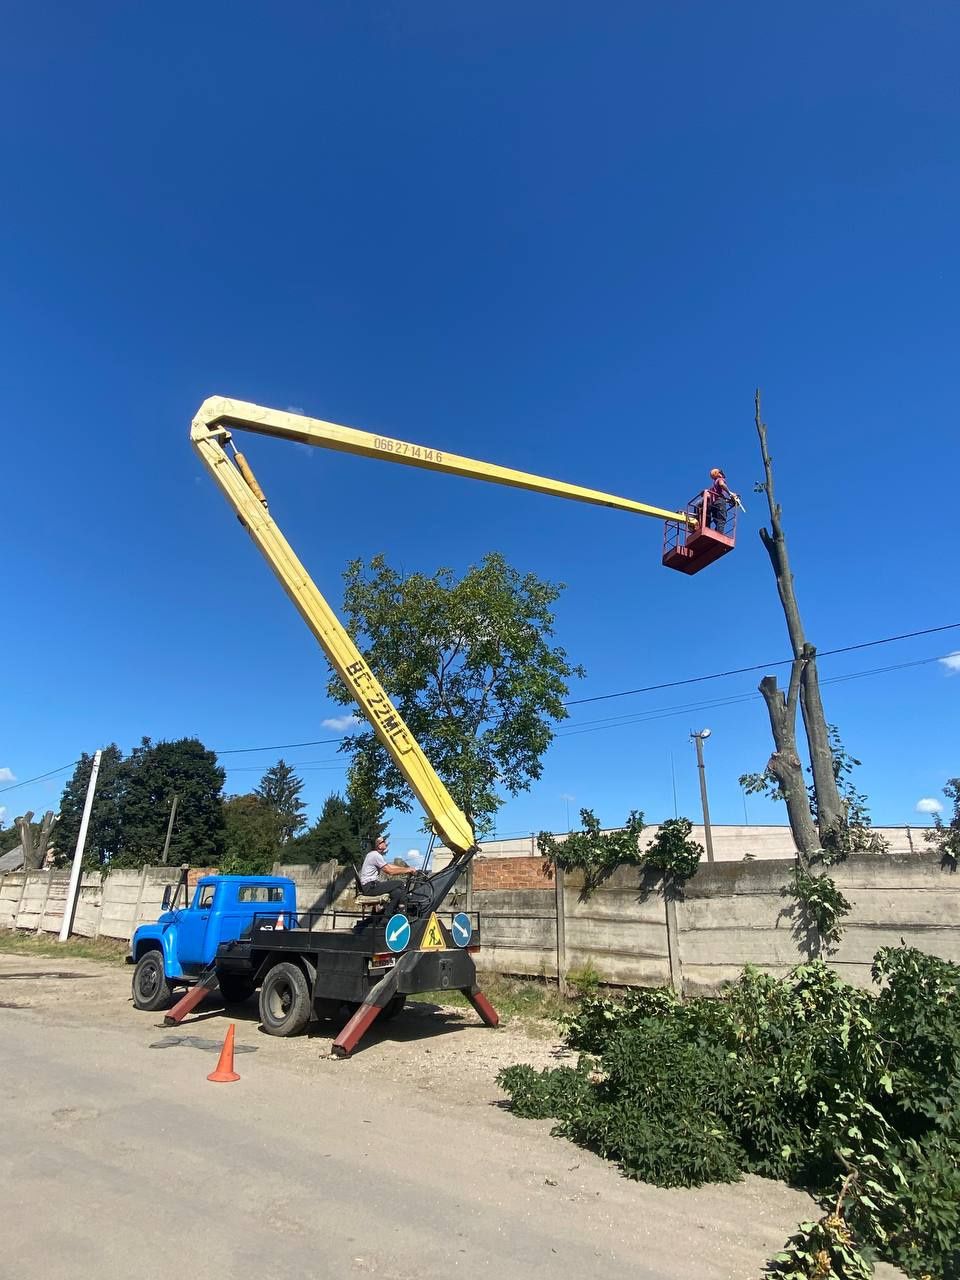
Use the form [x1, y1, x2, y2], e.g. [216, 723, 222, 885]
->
[2, 3, 958, 850]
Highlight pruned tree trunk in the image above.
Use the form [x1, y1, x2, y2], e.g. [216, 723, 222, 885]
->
[758, 665, 821, 869]
[35, 811, 56, 867]
[755, 391, 845, 846]
[17, 811, 39, 870]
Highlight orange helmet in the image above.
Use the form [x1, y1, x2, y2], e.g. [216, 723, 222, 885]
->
[709, 468, 724, 479]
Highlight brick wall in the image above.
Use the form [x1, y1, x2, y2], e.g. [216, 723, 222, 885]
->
[472, 856, 554, 890]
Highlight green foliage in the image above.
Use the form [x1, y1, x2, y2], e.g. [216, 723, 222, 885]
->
[329, 552, 584, 836]
[254, 758, 307, 845]
[291, 791, 364, 866]
[220, 794, 280, 875]
[539, 808, 645, 892]
[118, 737, 225, 868]
[0, 820, 20, 856]
[642, 817, 703, 886]
[767, 1210, 874, 1279]
[344, 758, 387, 852]
[786, 868, 852, 951]
[540, 811, 702, 894]
[740, 728, 887, 865]
[498, 947, 960, 1279]
[55, 739, 226, 870]
[56, 745, 126, 868]
[925, 778, 960, 872]
[817, 728, 888, 862]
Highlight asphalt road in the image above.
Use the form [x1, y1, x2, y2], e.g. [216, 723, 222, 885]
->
[0, 955, 897, 1280]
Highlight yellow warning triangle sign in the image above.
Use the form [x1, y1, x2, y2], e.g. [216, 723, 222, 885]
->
[419, 912, 446, 951]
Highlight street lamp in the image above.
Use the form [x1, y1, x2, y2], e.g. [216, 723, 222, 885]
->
[690, 729, 715, 864]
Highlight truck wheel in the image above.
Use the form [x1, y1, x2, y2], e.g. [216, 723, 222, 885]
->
[217, 973, 255, 1005]
[132, 950, 172, 1011]
[259, 962, 312, 1036]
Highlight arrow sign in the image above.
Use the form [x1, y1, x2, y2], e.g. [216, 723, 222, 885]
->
[451, 912, 473, 948]
[385, 914, 411, 953]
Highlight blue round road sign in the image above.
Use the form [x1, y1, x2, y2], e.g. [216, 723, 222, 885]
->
[451, 912, 473, 948]
[385, 914, 411, 953]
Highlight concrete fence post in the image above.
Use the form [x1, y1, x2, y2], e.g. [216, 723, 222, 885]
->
[93, 872, 105, 940]
[14, 873, 28, 929]
[35, 871, 54, 936]
[132, 865, 149, 934]
[554, 865, 568, 995]
[664, 892, 684, 996]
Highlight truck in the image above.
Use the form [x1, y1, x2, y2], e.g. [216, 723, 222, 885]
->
[130, 865, 494, 1056]
[158, 397, 721, 1055]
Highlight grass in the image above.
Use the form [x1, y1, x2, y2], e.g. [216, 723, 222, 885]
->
[0, 929, 130, 965]
[409, 972, 570, 1024]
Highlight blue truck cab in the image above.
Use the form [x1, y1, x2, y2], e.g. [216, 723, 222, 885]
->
[130, 874, 296, 1011]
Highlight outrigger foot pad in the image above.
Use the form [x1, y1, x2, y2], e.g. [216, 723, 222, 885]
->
[463, 987, 499, 1027]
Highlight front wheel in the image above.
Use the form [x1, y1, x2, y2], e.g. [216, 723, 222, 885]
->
[132, 950, 172, 1011]
[259, 962, 312, 1037]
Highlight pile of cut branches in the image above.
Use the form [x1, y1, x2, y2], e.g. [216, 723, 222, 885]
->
[498, 947, 960, 1279]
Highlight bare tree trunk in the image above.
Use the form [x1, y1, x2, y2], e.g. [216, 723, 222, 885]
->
[35, 811, 56, 868]
[758, 665, 821, 869]
[17, 811, 40, 870]
[755, 391, 844, 846]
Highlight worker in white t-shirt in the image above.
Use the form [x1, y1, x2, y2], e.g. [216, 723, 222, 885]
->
[358, 836, 416, 913]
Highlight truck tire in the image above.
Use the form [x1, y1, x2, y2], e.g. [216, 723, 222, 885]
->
[217, 973, 255, 1005]
[132, 949, 172, 1011]
[259, 961, 312, 1036]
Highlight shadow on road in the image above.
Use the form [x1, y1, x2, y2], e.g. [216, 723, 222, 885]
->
[160, 991, 476, 1057]
[0, 972, 99, 980]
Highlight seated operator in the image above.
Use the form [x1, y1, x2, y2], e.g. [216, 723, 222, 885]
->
[358, 835, 417, 914]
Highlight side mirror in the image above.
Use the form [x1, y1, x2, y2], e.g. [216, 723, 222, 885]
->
[161, 885, 172, 911]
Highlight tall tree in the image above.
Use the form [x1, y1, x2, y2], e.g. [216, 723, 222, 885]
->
[119, 737, 225, 868]
[344, 754, 387, 853]
[328, 551, 584, 837]
[290, 792, 364, 866]
[255, 758, 307, 845]
[56, 745, 126, 869]
[221, 793, 281, 875]
[753, 391, 844, 852]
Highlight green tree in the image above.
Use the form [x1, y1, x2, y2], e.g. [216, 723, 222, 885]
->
[119, 737, 225, 868]
[221, 794, 281, 875]
[926, 778, 960, 871]
[0, 818, 24, 856]
[56, 745, 126, 869]
[329, 552, 584, 838]
[255, 758, 307, 845]
[291, 792, 363, 866]
[344, 756, 387, 852]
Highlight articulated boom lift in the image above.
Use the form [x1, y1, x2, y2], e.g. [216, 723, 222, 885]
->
[189, 397, 732, 1053]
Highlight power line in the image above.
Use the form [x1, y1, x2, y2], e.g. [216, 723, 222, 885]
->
[561, 621, 960, 707]
[0, 760, 81, 796]
[5, 625, 956, 798]
[557, 653, 948, 738]
[217, 736, 344, 756]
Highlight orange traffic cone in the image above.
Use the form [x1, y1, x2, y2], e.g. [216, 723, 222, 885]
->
[207, 1023, 241, 1083]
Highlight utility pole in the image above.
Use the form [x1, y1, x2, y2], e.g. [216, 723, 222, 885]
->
[690, 730, 715, 864]
[161, 794, 179, 864]
[59, 749, 102, 942]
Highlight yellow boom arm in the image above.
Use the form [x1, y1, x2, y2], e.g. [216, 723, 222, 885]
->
[191, 397, 689, 855]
